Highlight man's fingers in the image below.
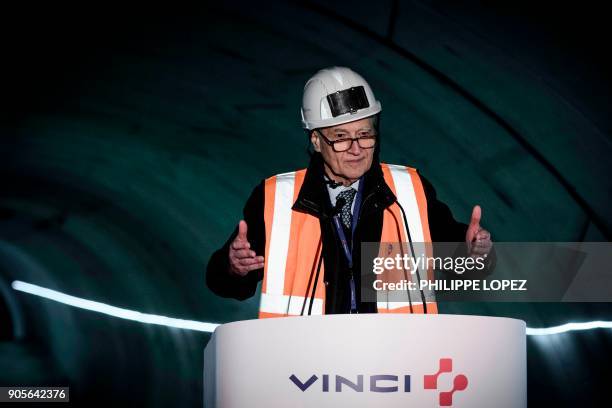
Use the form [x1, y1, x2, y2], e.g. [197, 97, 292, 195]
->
[470, 205, 481, 225]
[466, 205, 483, 245]
[238, 256, 265, 266]
[237, 220, 248, 241]
[242, 262, 265, 273]
[476, 229, 490, 241]
[231, 240, 250, 250]
[469, 232, 492, 259]
[472, 236, 492, 246]
[233, 261, 265, 276]
[471, 241, 491, 252]
[228, 223, 263, 275]
[232, 249, 257, 259]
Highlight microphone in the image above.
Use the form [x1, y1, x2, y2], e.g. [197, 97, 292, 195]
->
[394, 199, 428, 314]
[302, 196, 348, 316]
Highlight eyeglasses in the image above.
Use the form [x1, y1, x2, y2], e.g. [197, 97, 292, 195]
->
[316, 129, 377, 152]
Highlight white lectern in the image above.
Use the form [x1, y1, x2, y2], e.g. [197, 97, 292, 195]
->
[204, 314, 525, 407]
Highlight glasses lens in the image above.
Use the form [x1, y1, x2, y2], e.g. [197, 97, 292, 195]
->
[357, 137, 376, 149]
[333, 140, 352, 152]
[331, 136, 377, 152]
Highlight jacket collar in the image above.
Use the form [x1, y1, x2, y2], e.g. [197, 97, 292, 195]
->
[292, 153, 396, 219]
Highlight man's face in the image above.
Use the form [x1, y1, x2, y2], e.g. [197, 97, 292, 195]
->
[311, 117, 376, 185]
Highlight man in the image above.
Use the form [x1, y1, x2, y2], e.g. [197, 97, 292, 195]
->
[207, 66, 492, 317]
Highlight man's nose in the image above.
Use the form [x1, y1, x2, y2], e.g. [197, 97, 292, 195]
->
[347, 139, 362, 155]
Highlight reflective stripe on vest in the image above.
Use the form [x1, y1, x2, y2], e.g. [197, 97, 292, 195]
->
[377, 164, 438, 314]
[258, 164, 438, 318]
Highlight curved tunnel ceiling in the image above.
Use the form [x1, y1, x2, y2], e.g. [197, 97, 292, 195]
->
[1, 1, 611, 406]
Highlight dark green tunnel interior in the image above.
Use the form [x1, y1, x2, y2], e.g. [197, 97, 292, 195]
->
[1, 1, 611, 405]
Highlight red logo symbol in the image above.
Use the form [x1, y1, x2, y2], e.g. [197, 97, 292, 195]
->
[424, 358, 468, 406]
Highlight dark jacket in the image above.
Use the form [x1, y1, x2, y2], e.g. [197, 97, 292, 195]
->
[206, 154, 489, 313]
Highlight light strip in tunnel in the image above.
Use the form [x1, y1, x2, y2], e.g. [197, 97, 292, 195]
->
[11, 280, 219, 333]
[11, 280, 612, 336]
[525, 320, 612, 336]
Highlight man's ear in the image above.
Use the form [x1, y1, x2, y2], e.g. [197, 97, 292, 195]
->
[310, 130, 321, 152]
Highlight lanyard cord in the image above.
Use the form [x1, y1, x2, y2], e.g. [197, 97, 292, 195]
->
[331, 179, 365, 313]
[331, 178, 364, 268]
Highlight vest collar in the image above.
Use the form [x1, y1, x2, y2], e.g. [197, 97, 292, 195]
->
[292, 153, 396, 218]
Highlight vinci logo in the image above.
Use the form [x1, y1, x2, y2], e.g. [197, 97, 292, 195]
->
[290, 357, 468, 407]
[424, 358, 468, 406]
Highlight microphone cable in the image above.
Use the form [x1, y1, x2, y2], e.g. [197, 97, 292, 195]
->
[302, 197, 346, 316]
[394, 200, 428, 314]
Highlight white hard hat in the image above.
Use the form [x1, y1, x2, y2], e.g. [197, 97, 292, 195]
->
[300, 66, 382, 130]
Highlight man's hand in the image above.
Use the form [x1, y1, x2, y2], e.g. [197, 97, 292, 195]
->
[466, 205, 492, 258]
[229, 220, 265, 277]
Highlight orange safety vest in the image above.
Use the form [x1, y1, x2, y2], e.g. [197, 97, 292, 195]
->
[258, 163, 438, 318]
